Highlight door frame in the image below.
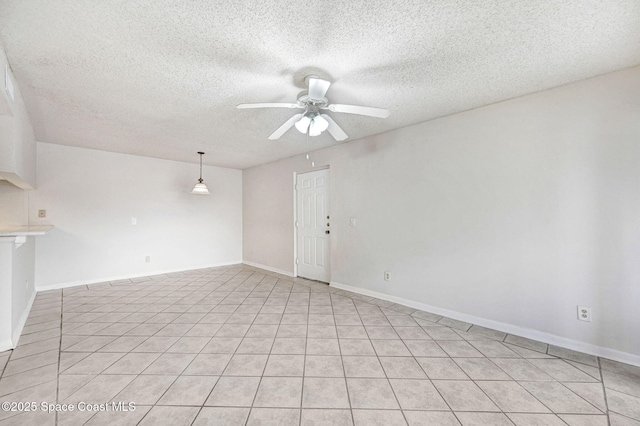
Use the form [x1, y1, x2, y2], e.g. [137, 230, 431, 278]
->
[293, 166, 330, 279]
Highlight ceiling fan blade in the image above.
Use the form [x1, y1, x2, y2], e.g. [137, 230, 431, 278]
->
[308, 77, 331, 100]
[321, 114, 348, 141]
[326, 104, 390, 118]
[268, 114, 303, 140]
[237, 103, 301, 109]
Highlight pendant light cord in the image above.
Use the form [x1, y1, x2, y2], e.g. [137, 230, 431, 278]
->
[198, 151, 205, 183]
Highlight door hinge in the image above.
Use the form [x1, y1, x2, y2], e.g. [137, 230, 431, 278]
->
[295, 221, 299, 227]
[295, 258, 299, 265]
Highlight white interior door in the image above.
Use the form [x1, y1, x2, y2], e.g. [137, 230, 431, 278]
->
[296, 169, 330, 282]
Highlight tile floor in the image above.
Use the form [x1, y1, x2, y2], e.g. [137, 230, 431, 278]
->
[0, 264, 639, 425]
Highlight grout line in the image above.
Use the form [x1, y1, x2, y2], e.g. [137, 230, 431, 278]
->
[3, 266, 626, 425]
[384, 309, 459, 421]
[331, 293, 357, 426]
[137, 267, 247, 425]
[597, 357, 612, 426]
[368, 308, 411, 424]
[296, 280, 311, 426]
[211, 270, 279, 425]
[55, 292, 63, 425]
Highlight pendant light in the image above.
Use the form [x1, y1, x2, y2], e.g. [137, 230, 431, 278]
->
[191, 151, 210, 195]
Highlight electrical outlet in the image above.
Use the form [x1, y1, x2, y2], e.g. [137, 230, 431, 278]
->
[384, 271, 391, 281]
[38, 209, 46, 218]
[577, 305, 591, 322]
[131, 217, 137, 225]
[145, 256, 151, 263]
[350, 217, 357, 227]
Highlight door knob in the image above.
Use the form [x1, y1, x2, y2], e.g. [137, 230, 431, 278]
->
[325, 230, 330, 234]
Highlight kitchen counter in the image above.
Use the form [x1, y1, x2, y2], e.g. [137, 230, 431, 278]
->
[0, 225, 53, 237]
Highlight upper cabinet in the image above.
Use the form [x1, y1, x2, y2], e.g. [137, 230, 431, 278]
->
[0, 45, 36, 190]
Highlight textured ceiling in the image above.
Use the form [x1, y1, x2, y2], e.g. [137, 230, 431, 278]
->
[0, 1, 639, 169]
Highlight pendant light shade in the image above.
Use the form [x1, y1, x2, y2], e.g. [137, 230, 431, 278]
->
[191, 151, 210, 195]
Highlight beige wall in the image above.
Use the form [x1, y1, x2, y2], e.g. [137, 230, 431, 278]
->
[243, 66, 640, 363]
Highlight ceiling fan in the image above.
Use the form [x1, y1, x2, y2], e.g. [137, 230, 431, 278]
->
[236, 75, 390, 141]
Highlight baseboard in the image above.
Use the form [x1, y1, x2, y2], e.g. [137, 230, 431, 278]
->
[242, 261, 294, 277]
[11, 290, 37, 347]
[35, 261, 244, 292]
[330, 281, 640, 367]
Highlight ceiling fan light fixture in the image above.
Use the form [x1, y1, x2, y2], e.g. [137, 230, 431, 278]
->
[308, 127, 321, 137]
[295, 115, 311, 134]
[296, 114, 329, 137]
[191, 151, 210, 195]
[312, 115, 329, 132]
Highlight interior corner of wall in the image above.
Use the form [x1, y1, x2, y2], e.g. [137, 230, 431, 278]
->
[11, 289, 37, 347]
[0, 339, 13, 352]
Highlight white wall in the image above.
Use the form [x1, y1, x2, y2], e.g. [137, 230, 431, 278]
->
[0, 241, 13, 348]
[243, 66, 640, 362]
[32, 143, 242, 289]
[0, 235, 35, 350]
[11, 238, 35, 336]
